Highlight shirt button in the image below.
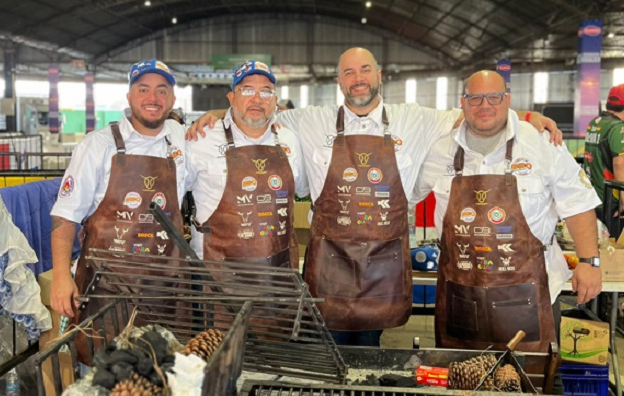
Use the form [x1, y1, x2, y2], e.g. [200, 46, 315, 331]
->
[521, 188, 526, 192]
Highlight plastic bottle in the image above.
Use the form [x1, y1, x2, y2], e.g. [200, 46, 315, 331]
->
[5, 367, 20, 395]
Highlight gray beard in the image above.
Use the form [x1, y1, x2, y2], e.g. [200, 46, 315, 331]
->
[345, 85, 379, 108]
[241, 115, 271, 129]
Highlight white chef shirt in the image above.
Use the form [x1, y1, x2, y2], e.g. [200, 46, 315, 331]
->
[51, 110, 188, 223]
[277, 98, 461, 203]
[414, 110, 601, 303]
[185, 108, 309, 257]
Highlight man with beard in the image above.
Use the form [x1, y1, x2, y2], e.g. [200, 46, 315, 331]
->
[50, 59, 188, 320]
[187, 48, 560, 347]
[184, 61, 307, 335]
[414, 70, 601, 354]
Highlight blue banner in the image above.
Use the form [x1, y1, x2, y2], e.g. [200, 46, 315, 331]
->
[574, 19, 602, 137]
[496, 59, 512, 93]
[85, 72, 95, 132]
[48, 64, 59, 134]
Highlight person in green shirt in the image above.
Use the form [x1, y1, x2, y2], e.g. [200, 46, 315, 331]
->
[583, 83, 624, 239]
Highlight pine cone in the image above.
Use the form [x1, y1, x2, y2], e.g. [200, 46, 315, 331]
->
[184, 329, 225, 362]
[495, 364, 522, 392]
[448, 354, 497, 390]
[110, 372, 163, 396]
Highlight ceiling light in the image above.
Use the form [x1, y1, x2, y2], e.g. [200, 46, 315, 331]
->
[144, 0, 151, 6]
[365, 1, 372, 7]
[172, 16, 177, 24]
[361, 17, 367, 24]
[608, 32, 615, 38]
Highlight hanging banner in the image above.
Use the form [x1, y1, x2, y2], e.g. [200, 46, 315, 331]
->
[574, 19, 602, 137]
[85, 72, 95, 133]
[496, 59, 512, 93]
[48, 64, 60, 134]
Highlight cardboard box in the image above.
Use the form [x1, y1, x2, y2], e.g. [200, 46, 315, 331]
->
[600, 240, 624, 282]
[560, 316, 609, 365]
[293, 201, 311, 229]
[38, 270, 75, 395]
[294, 202, 311, 258]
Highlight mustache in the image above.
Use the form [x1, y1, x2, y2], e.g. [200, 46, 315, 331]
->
[246, 106, 266, 113]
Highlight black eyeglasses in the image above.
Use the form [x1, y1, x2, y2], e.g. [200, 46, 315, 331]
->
[462, 92, 507, 106]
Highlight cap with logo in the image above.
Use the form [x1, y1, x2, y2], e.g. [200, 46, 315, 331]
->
[607, 84, 624, 106]
[232, 60, 276, 90]
[128, 59, 176, 86]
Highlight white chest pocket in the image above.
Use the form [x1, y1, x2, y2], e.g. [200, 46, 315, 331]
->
[516, 176, 545, 209]
[432, 176, 454, 200]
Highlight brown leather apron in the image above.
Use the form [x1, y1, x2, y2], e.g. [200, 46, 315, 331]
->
[305, 106, 411, 331]
[199, 122, 298, 333]
[435, 139, 556, 352]
[73, 123, 189, 360]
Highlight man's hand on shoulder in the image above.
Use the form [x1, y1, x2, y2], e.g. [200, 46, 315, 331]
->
[571, 263, 602, 304]
[525, 112, 563, 146]
[185, 110, 226, 141]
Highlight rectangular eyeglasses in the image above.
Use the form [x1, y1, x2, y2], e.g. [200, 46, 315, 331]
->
[462, 92, 507, 106]
[236, 87, 276, 100]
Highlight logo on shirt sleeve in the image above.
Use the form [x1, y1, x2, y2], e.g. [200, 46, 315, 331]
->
[59, 176, 74, 198]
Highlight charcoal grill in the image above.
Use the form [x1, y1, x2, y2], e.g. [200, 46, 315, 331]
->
[240, 345, 559, 395]
[79, 247, 347, 383]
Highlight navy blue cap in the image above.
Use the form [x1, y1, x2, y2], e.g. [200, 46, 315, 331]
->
[128, 59, 176, 86]
[232, 60, 276, 90]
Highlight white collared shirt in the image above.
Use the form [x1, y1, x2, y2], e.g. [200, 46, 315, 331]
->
[51, 110, 187, 223]
[414, 110, 601, 303]
[185, 109, 309, 257]
[277, 98, 461, 202]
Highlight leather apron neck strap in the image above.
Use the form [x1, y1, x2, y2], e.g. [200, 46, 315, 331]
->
[110, 123, 126, 166]
[335, 105, 393, 146]
[454, 137, 514, 185]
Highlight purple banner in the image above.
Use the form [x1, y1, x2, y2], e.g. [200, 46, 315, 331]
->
[85, 72, 95, 132]
[496, 59, 512, 93]
[574, 19, 602, 137]
[48, 64, 60, 134]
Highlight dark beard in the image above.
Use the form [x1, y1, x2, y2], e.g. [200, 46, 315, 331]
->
[131, 109, 168, 130]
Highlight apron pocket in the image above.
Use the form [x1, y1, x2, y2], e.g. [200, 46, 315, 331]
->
[317, 237, 405, 299]
[486, 282, 540, 342]
[446, 281, 488, 341]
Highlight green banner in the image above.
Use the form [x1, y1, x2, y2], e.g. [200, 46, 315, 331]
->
[212, 54, 272, 70]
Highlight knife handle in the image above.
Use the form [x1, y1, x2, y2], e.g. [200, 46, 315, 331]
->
[507, 330, 526, 351]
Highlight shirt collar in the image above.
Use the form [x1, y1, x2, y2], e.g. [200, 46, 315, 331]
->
[454, 109, 518, 152]
[342, 96, 385, 128]
[121, 108, 172, 140]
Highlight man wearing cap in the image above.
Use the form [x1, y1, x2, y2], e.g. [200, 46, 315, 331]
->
[185, 59, 308, 277]
[583, 83, 624, 239]
[50, 59, 188, 327]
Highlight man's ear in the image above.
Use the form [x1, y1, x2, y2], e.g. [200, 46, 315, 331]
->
[227, 91, 234, 106]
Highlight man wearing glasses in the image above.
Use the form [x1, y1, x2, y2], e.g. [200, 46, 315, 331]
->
[414, 70, 602, 353]
[185, 60, 308, 275]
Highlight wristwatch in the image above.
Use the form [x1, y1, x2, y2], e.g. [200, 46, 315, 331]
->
[578, 257, 600, 267]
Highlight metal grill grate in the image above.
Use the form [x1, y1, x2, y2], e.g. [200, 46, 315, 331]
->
[239, 380, 483, 396]
[81, 248, 347, 383]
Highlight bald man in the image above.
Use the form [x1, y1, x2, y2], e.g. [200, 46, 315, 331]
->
[188, 49, 561, 347]
[414, 70, 602, 353]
